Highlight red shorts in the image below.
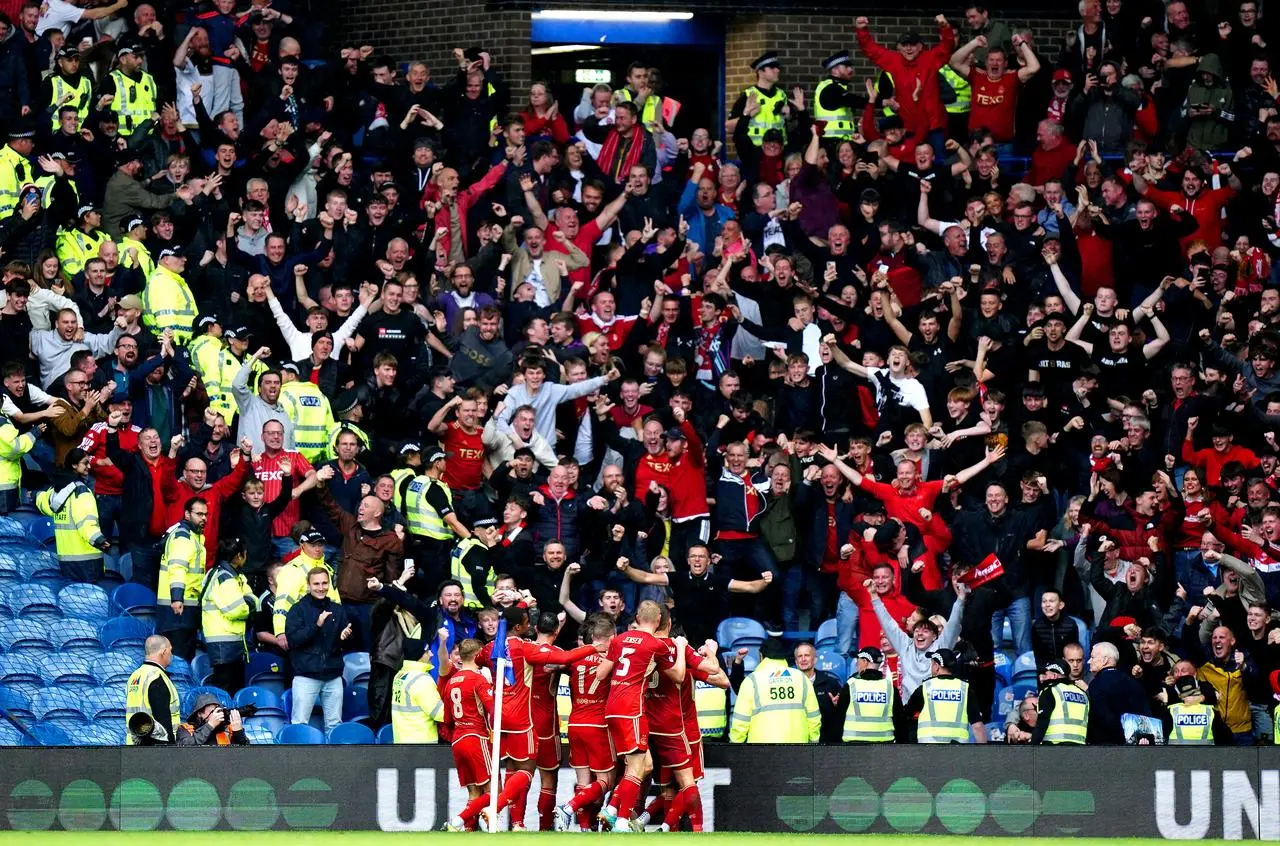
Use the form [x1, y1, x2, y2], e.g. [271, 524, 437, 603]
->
[452, 734, 492, 787]
[567, 724, 615, 772]
[535, 730, 561, 770]
[606, 714, 648, 756]
[496, 726, 534, 763]
[649, 732, 691, 784]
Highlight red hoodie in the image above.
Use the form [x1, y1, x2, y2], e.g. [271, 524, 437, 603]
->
[838, 541, 917, 649]
[666, 420, 708, 521]
[1181, 441, 1260, 487]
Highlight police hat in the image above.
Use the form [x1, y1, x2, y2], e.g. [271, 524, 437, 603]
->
[823, 53, 852, 71]
[928, 648, 958, 670]
[426, 448, 447, 464]
[223, 325, 250, 341]
[298, 529, 325, 545]
[751, 51, 780, 72]
[398, 442, 421, 455]
[57, 45, 81, 60]
[856, 646, 884, 665]
[472, 516, 499, 529]
[1041, 660, 1068, 677]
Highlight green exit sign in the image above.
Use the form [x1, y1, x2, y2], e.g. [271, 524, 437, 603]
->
[575, 68, 612, 84]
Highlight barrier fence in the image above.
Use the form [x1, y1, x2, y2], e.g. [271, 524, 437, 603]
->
[4, 744, 1280, 837]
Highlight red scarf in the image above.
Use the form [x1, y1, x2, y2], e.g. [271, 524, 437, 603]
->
[500, 521, 527, 547]
[598, 128, 645, 183]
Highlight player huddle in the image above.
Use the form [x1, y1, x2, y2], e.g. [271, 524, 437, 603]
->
[441, 601, 730, 832]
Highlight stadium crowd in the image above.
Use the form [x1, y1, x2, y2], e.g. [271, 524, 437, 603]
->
[0, 0, 1279, 830]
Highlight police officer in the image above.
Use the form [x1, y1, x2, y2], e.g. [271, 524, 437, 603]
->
[388, 442, 422, 512]
[813, 53, 867, 143]
[450, 515, 500, 609]
[279, 363, 334, 463]
[99, 40, 158, 137]
[272, 528, 337, 644]
[188, 315, 231, 421]
[729, 52, 788, 147]
[389, 627, 445, 743]
[37, 448, 110, 583]
[43, 46, 94, 132]
[729, 637, 821, 743]
[405, 447, 471, 590]
[0, 121, 35, 218]
[0, 414, 43, 513]
[1165, 675, 1231, 745]
[126, 634, 180, 745]
[907, 649, 983, 743]
[200, 537, 259, 696]
[694, 656, 729, 740]
[118, 216, 155, 280]
[1031, 660, 1090, 745]
[843, 646, 898, 743]
[326, 392, 371, 461]
[55, 204, 110, 281]
[156, 497, 209, 660]
[141, 246, 198, 345]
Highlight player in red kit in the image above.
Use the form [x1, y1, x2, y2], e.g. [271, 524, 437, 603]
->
[554, 614, 618, 831]
[638, 624, 728, 832]
[476, 606, 598, 831]
[442, 639, 496, 832]
[529, 612, 569, 830]
[595, 600, 687, 832]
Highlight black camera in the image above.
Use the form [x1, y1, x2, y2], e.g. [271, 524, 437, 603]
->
[236, 703, 259, 718]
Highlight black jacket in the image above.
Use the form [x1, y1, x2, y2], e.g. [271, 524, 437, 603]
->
[103, 430, 161, 545]
[1030, 615, 1080, 668]
[1086, 666, 1151, 744]
[284, 593, 352, 680]
[220, 474, 293, 576]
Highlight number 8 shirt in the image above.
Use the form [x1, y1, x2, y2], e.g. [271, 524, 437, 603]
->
[604, 629, 670, 755]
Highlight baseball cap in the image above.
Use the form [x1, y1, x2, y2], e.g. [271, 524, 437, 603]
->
[1174, 675, 1201, 698]
[878, 114, 905, 133]
[1041, 660, 1068, 677]
[664, 427, 687, 441]
[398, 442, 421, 455]
[856, 646, 884, 664]
[114, 148, 141, 168]
[426, 448, 447, 464]
[1052, 68, 1073, 83]
[117, 294, 143, 311]
[298, 529, 325, 545]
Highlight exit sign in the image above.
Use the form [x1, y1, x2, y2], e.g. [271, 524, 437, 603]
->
[575, 68, 612, 84]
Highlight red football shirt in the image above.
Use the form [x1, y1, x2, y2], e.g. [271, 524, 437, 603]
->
[645, 639, 689, 735]
[530, 641, 562, 736]
[966, 69, 1021, 141]
[605, 630, 667, 719]
[480, 637, 594, 731]
[568, 652, 610, 727]
[442, 421, 485, 491]
[440, 668, 494, 742]
[254, 450, 313, 537]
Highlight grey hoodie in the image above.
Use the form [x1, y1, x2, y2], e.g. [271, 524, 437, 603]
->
[873, 592, 967, 701]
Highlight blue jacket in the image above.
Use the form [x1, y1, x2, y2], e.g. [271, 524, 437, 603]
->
[712, 467, 771, 535]
[284, 593, 351, 681]
[1086, 666, 1151, 744]
[530, 484, 582, 562]
[678, 179, 735, 250]
[128, 352, 196, 438]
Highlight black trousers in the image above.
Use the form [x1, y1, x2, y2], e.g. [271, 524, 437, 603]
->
[210, 660, 244, 696]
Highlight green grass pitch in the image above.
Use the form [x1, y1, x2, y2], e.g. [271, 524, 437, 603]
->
[0, 834, 1248, 844]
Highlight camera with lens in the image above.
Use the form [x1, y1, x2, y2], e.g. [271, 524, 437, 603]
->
[236, 703, 258, 718]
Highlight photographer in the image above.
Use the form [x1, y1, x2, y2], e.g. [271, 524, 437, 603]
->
[175, 694, 250, 746]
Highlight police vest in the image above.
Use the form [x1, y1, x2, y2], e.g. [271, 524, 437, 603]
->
[694, 678, 727, 739]
[50, 73, 93, 130]
[35, 173, 77, 210]
[280, 381, 332, 461]
[876, 71, 898, 117]
[557, 676, 573, 742]
[406, 475, 453, 540]
[327, 423, 370, 461]
[917, 676, 969, 743]
[843, 675, 895, 742]
[1168, 702, 1214, 745]
[119, 235, 154, 279]
[110, 69, 158, 136]
[125, 662, 179, 744]
[0, 420, 36, 493]
[938, 65, 971, 115]
[36, 483, 104, 566]
[744, 85, 788, 145]
[391, 659, 444, 743]
[199, 564, 255, 652]
[157, 521, 207, 606]
[0, 144, 31, 216]
[141, 264, 198, 344]
[187, 334, 225, 402]
[1043, 682, 1089, 744]
[813, 78, 855, 139]
[389, 467, 414, 512]
[55, 227, 109, 280]
[449, 537, 494, 608]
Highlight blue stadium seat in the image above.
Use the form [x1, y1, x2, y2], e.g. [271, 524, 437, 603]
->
[0, 553, 20, 583]
[715, 618, 767, 650]
[42, 654, 96, 690]
[814, 618, 839, 652]
[1011, 651, 1038, 684]
[235, 686, 285, 716]
[33, 688, 86, 720]
[110, 583, 156, 623]
[276, 723, 325, 745]
[343, 685, 369, 722]
[84, 687, 125, 721]
[92, 651, 139, 686]
[190, 653, 213, 685]
[98, 572, 125, 594]
[993, 650, 1013, 686]
[0, 653, 42, 685]
[182, 686, 232, 716]
[813, 649, 846, 681]
[0, 619, 53, 653]
[1011, 680, 1037, 703]
[327, 721, 374, 745]
[0, 515, 25, 540]
[167, 656, 194, 685]
[997, 618, 1014, 651]
[1069, 616, 1090, 654]
[12, 584, 60, 622]
[376, 724, 394, 744]
[0, 722, 23, 746]
[244, 713, 284, 736]
[8, 508, 54, 546]
[242, 721, 276, 745]
[54, 619, 104, 657]
[343, 652, 371, 688]
[98, 615, 153, 650]
[80, 723, 124, 746]
[992, 684, 1016, 722]
[58, 584, 111, 621]
[246, 652, 285, 693]
[0, 684, 35, 722]
[25, 721, 73, 746]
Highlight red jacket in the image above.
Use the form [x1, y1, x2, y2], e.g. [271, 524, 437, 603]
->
[1181, 441, 1260, 487]
[1145, 184, 1234, 253]
[838, 541, 917, 649]
[855, 476, 945, 531]
[666, 420, 708, 521]
[166, 457, 250, 567]
[520, 110, 571, 145]
[856, 23, 956, 138]
[424, 160, 509, 258]
[80, 422, 140, 497]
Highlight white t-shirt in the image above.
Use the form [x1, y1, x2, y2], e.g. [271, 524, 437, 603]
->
[867, 367, 929, 413]
[1, 385, 52, 417]
[36, 0, 84, 36]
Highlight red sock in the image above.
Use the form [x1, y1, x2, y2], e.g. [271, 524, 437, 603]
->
[459, 792, 490, 826]
[645, 794, 667, 822]
[609, 775, 642, 821]
[495, 769, 532, 817]
[683, 785, 703, 832]
[663, 789, 687, 829]
[570, 780, 605, 810]
[508, 771, 533, 828]
[538, 786, 557, 831]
